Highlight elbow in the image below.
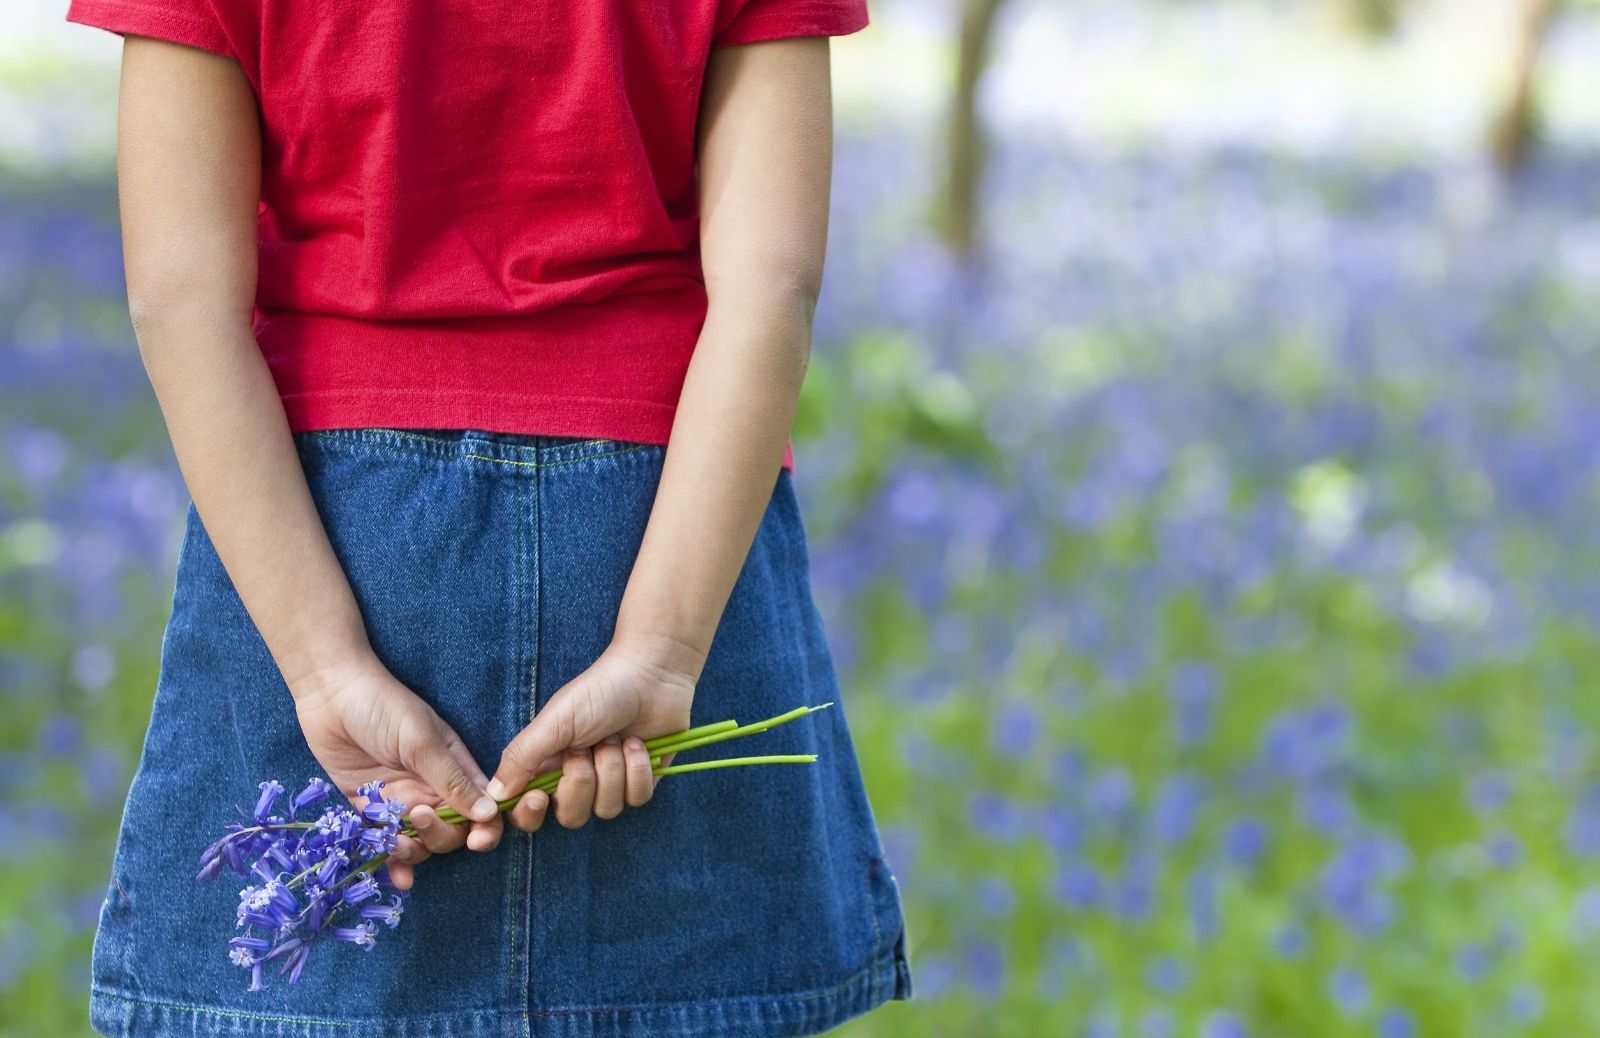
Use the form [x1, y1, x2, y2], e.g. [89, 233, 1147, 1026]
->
[125, 289, 252, 354]
[706, 264, 823, 330]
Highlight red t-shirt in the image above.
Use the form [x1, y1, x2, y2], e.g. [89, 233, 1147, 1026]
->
[64, 0, 872, 472]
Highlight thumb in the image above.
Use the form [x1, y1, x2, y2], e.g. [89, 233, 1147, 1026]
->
[409, 721, 499, 824]
[486, 697, 576, 803]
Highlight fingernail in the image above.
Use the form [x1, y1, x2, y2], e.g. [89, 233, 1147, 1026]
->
[485, 779, 508, 801]
[413, 812, 431, 829]
[471, 796, 498, 821]
[626, 738, 644, 751]
[602, 734, 621, 745]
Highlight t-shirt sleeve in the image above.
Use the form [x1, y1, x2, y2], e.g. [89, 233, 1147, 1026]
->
[710, 0, 870, 49]
[64, 0, 238, 62]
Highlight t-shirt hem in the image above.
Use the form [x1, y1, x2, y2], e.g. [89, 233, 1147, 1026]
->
[279, 389, 796, 472]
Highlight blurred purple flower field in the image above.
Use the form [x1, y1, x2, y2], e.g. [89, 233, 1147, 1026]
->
[8, 1, 1600, 1034]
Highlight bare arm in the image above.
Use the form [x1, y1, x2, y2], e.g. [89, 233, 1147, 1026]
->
[487, 36, 837, 826]
[116, 38, 361, 697]
[115, 36, 500, 875]
[612, 35, 834, 669]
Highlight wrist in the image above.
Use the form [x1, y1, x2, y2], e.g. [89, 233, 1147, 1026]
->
[607, 626, 709, 686]
[276, 633, 378, 703]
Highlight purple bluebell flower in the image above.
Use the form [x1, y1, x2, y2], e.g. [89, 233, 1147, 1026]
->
[911, 953, 957, 1000]
[1466, 769, 1510, 814]
[962, 936, 1006, 1000]
[360, 895, 405, 929]
[196, 851, 228, 883]
[1486, 832, 1522, 869]
[40, 714, 82, 756]
[1086, 766, 1135, 824]
[1114, 852, 1158, 921]
[315, 847, 349, 887]
[1506, 983, 1544, 1023]
[252, 780, 285, 823]
[261, 936, 303, 962]
[967, 791, 1030, 843]
[990, 699, 1039, 756]
[1201, 1011, 1248, 1038]
[1329, 964, 1368, 1014]
[360, 824, 400, 855]
[1566, 799, 1600, 857]
[362, 797, 405, 827]
[1456, 943, 1491, 980]
[281, 941, 312, 983]
[1039, 803, 1083, 855]
[1085, 1013, 1117, 1038]
[1222, 816, 1268, 870]
[1377, 1008, 1416, 1038]
[1149, 772, 1206, 844]
[199, 773, 409, 989]
[342, 873, 381, 906]
[1055, 860, 1104, 911]
[332, 921, 379, 951]
[1049, 746, 1085, 788]
[292, 777, 333, 813]
[1146, 955, 1185, 993]
[1275, 923, 1306, 959]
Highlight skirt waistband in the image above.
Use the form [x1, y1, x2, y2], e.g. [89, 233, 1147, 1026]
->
[294, 426, 662, 468]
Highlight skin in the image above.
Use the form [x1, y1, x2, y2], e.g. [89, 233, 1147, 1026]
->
[114, 32, 835, 889]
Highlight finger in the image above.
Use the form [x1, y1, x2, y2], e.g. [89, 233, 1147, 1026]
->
[487, 699, 575, 807]
[506, 788, 550, 833]
[410, 721, 500, 826]
[623, 737, 654, 808]
[387, 858, 414, 891]
[443, 732, 505, 852]
[391, 833, 433, 867]
[655, 750, 676, 790]
[553, 748, 596, 829]
[593, 735, 626, 820]
[408, 803, 467, 855]
[467, 821, 502, 852]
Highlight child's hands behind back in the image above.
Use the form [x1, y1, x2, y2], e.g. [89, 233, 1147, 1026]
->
[289, 652, 504, 890]
[488, 631, 701, 832]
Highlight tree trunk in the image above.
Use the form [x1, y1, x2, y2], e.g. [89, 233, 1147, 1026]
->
[1491, 0, 1556, 177]
[937, 0, 1007, 257]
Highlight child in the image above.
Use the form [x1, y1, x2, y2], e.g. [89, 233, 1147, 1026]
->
[63, 0, 913, 1034]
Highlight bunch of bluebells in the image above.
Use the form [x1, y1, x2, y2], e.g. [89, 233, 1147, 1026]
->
[193, 705, 827, 991]
[196, 776, 411, 990]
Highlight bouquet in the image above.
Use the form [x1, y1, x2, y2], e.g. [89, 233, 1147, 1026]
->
[198, 702, 833, 989]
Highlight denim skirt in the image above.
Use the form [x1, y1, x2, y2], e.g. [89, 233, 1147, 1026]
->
[88, 428, 913, 1038]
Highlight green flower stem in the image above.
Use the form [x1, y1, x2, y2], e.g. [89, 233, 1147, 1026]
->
[651, 754, 816, 776]
[642, 703, 833, 760]
[418, 702, 832, 828]
[644, 719, 740, 749]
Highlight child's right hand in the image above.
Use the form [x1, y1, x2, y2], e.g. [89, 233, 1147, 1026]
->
[287, 651, 505, 890]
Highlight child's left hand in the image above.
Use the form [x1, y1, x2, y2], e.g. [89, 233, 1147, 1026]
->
[488, 630, 702, 831]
